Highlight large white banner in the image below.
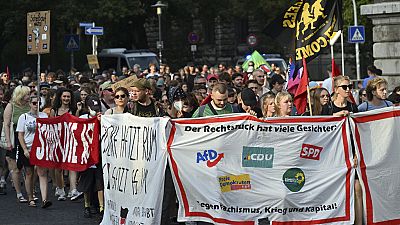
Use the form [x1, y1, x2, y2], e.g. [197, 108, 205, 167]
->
[100, 114, 169, 225]
[351, 107, 400, 225]
[169, 115, 354, 225]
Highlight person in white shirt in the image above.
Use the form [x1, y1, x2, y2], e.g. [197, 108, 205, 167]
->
[17, 95, 52, 208]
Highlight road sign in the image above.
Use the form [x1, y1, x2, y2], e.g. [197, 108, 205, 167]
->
[64, 34, 80, 51]
[27, 10, 51, 54]
[348, 26, 365, 43]
[188, 32, 200, 44]
[247, 34, 258, 47]
[85, 26, 103, 35]
[79, 22, 93, 27]
[191, 45, 197, 52]
[87, 54, 99, 69]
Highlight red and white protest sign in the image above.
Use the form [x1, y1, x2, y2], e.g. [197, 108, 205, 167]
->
[351, 107, 400, 225]
[30, 113, 100, 171]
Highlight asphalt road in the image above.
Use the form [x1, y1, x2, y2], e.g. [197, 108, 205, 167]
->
[0, 179, 101, 225]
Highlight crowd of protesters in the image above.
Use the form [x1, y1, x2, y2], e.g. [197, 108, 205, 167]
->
[0, 61, 398, 225]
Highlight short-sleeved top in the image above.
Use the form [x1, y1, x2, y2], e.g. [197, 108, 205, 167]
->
[16, 112, 48, 150]
[321, 101, 358, 115]
[357, 100, 392, 112]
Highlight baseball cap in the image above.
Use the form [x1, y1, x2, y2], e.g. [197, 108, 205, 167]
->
[100, 81, 112, 91]
[207, 74, 219, 81]
[131, 78, 151, 90]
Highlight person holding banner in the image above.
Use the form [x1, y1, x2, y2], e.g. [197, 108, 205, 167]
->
[320, 76, 361, 225]
[275, 92, 293, 117]
[3, 85, 30, 203]
[78, 94, 104, 218]
[192, 83, 238, 117]
[260, 92, 276, 118]
[50, 88, 80, 201]
[16, 95, 51, 208]
[358, 77, 392, 112]
[321, 76, 358, 116]
[104, 87, 129, 115]
[129, 79, 164, 117]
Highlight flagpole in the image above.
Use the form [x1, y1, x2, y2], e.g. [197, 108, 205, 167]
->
[307, 85, 313, 116]
[340, 32, 345, 75]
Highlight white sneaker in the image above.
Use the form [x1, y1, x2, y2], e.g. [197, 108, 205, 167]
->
[67, 191, 72, 198]
[57, 188, 66, 201]
[70, 189, 83, 201]
[55, 187, 61, 197]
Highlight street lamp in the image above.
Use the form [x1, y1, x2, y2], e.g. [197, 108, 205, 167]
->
[151, 1, 167, 65]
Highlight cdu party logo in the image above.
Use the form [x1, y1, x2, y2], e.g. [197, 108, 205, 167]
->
[282, 168, 305, 192]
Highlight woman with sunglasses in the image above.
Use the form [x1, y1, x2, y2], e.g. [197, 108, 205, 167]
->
[17, 96, 51, 208]
[358, 77, 392, 112]
[321, 76, 358, 116]
[321, 76, 361, 225]
[105, 87, 129, 115]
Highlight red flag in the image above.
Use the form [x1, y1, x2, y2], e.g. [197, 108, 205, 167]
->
[331, 58, 342, 78]
[331, 59, 356, 103]
[294, 58, 309, 115]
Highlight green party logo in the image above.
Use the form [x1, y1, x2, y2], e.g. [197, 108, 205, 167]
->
[283, 168, 305, 192]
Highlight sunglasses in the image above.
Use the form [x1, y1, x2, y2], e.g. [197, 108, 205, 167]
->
[104, 88, 113, 92]
[115, 94, 126, 99]
[320, 94, 329, 98]
[31, 101, 39, 105]
[361, 93, 367, 96]
[338, 84, 353, 90]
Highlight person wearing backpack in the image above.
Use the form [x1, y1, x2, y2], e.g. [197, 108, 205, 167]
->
[358, 77, 392, 112]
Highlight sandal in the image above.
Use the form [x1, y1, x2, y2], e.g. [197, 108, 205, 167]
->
[41, 200, 52, 209]
[18, 195, 28, 203]
[28, 200, 37, 207]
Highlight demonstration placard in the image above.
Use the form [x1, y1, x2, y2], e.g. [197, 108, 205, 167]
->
[100, 114, 169, 225]
[30, 113, 100, 171]
[168, 115, 354, 224]
[351, 107, 400, 225]
[111, 75, 138, 91]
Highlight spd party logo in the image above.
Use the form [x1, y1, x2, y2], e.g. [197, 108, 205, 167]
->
[282, 168, 305, 192]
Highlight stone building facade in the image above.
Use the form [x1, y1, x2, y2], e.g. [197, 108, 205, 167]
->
[361, 0, 400, 89]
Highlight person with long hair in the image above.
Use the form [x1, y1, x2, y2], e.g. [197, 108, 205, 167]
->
[104, 87, 129, 115]
[76, 87, 93, 116]
[260, 92, 276, 118]
[311, 87, 330, 116]
[3, 85, 30, 202]
[50, 88, 80, 201]
[41, 89, 56, 117]
[17, 95, 51, 208]
[358, 77, 392, 112]
[275, 92, 293, 117]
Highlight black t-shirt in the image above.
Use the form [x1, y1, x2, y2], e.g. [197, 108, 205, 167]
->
[134, 102, 158, 117]
[321, 101, 358, 115]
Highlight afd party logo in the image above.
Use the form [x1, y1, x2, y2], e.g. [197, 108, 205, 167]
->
[300, 144, 323, 160]
[283, 168, 305, 192]
[196, 150, 224, 168]
[242, 146, 274, 168]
